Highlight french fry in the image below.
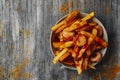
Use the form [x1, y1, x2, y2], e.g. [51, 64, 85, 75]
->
[88, 63, 96, 69]
[82, 47, 91, 70]
[65, 20, 87, 32]
[75, 58, 83, 74]
[81, 12, 94, 21]
[62, 11, 94, 34]
[53, 42, 62, 48]
[53, 48, 68, 64]
[55, 51, 60, 56]
[59, 12, 94, 32]
[66, 9, 80, 22]
[70, 50, 76, 59]
[79, 31, 108, 47]
[91, 43, 103, 52]
[75, 25, 93, 32]
[78, 29, 97, 59]
[82, 58, 88, 70]
[52, 9, 80, 31]
[55, 19, 77, 33]
[60, 41, 74, 48]
[70, 46, 79, 60]
[74, 46, 79, 57]
[59, 51, 71, 61]
[86, 47, 91, 56]
[89, 22, 97, 26]
[52, 20, 65, 31]
[59, 32, 64, 41]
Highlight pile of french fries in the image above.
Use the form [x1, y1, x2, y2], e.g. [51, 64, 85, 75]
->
[51, 9, 108, 74]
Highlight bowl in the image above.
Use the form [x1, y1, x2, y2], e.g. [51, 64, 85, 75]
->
[50, 12, 108, 70]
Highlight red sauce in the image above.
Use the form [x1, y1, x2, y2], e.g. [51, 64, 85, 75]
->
[74, 23, 81, 27]
[96, 38, 103, 44]
[82, 41, 88, 49]
[95, 37, 107, 47]
[52, 33, 60, 42]
[61, 55, 76, 67]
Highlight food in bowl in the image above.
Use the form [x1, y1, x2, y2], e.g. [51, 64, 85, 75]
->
[50, 9, 108, 74]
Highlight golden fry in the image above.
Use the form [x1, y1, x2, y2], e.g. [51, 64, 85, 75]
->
[54, 51, 59, 56]
[60, 41, 74, 48]
[65, 20, 87, 32]
[52, 20, 64, 31]
[56, 24, 67, 33]
[66, 9, 80, 22]
[55, 19, 77, 33]
[71, 46, 79, 60]
[79, 31, 108, 47]
[82, 48, 91, 70]
[82, 12, 94, 21]
[88, 63, 96, 69]
[52, 9, 80, 32]
[75, 25, 92, 32]
[70, 50, 76, 59]
[89, 22, 97, 26]
[75, 58, 83, 74]
[65, 12, 94, 32]
[53, 42, 61, 48]
[82, 58, 88, 70]
[91, 43, 103, 52]
[59, 32, 64, 41]
[59, 52, 70, 61]
[86, 47, 91, 56]
[53, 48, 68, 64]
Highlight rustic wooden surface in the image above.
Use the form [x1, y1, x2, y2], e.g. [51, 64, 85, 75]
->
[0, 0, 120, 80]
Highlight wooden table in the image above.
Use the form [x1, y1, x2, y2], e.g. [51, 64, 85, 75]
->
[0, 0, 120, 80]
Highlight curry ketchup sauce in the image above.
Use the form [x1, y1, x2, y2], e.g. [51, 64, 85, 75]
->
[60, 55, 76, 67]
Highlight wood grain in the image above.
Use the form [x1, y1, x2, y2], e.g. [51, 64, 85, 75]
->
[0, 0, 120, 80]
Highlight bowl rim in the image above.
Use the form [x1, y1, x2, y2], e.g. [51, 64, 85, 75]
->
[50, 12, 108, 70]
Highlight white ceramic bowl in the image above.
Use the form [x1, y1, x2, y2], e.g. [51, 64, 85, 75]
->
[50, 12, 108, 70]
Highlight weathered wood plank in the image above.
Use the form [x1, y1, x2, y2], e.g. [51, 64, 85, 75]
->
[0, 0, 120, 80]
